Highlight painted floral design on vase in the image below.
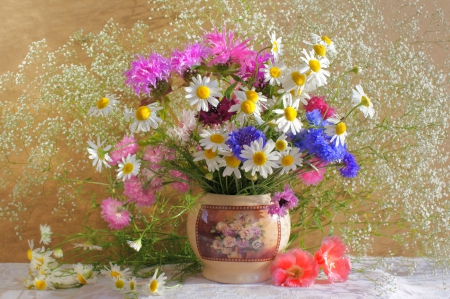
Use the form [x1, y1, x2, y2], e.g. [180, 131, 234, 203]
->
[187, 193, 290, 284]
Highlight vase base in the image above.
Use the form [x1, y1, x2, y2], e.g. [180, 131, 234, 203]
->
[202, 263, 272, 284]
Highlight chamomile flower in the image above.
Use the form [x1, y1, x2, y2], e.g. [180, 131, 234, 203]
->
[236, 86, 268, 109]
[126, 103, 163, 133]
[27, 240, 41, 261]
[73, 241, 102, 251]
[144, 269, 167, 296]
[281, 68, 308, 95]
[325, 115, 348, 147]
[87, 136, 113, 172]
[126, 277, 137, 293]
[88, 94, 119, 117]
[308, 33, 337, 54]
[53, 248, 63, 258]
[74, 263, 97, 285]
[113, 276, 126, 291]
[193, 148, 224, 172]
[299, 49, 330, 87]
[219, 154, 242, 179]
[30, 249, 54, 271]
[39, 224, 52, 245]
[229, 89, 263, 124]
[279, 147, 303, 174]
[33, 275, 54, 290]
[102, 262, 132, 280]
[269, 32, 284, 61]
[199, 128, 230, 151]
[273, 93, 302, 134]
[262, 61, 287, 85]
[184, 74, 222, 112]
[275, 134, 290, 152]
[117, 154, 141, 181]
[127, 239, 142, 252]
[290, 82, 314, 105]
[240, 138, 280, 179]
[351, 85, 375, 118]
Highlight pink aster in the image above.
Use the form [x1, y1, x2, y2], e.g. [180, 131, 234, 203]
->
[169, 170, 190, 193]
[109, 135, 138, 166]
[101, 198, 131, 230]
[203, 26, 254, 70]
[171, 43, 209, 75]
[298, 160, 327, 186]
[270, 248, 319, 287]
[303, 96, 336, 119]
[125, 52, 171, 96]
[314, 236, 352, 283]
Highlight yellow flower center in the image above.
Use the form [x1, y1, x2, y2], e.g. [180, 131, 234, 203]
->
[291, 71, 306, 86]
[290, 89, 303, 97]
[286, 265, 304, 279]
[205, 148, 217, 160]
[111, 271, 122, 278]
[122, 163, 134, 175]
[309, 59, 321, 73]
[196, 85, 211, 100]
[336, 122, 347, 135]
[225, 155, 241, 168]
[281, 155, 294, 167]
[135, 106, 151, 121]
[269, 67, 281, 78]
[313, 44, 327, 57]
[241, 100, 256, 114]
[115, 279, 125, 289]
[35, 280, 47, 290]
[245, 90, 258, 103]
[150, 279, 158, 293]
[321, 35, 332, 45]
[210, 134, 225, 144]
[272, 41, 278, 52]
[129, 281, 135, 291]
[36, 257, 44, 265]
[284, 107, 298, 121]
[97, 97, 109, 109]
[361, 95, 371, 107]
[253, 152, 267, 166]
[77, 274, 87, 285]
[27, 249, 32, 261]
[275, 140, 287, 151]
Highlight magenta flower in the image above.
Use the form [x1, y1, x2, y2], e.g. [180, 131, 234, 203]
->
[171, 43, 209, 75]
[314, 236, 352, 283]
[123, 176, 156, 207]
[169, 170, 190, 193]
[303, 96, 336, 119]
[298, 159, 327, 186]
[109, 135, 138, 166]
[101, 198, 131, 230]
[125, 52, 171, 96]
[268, 185, 299, 217]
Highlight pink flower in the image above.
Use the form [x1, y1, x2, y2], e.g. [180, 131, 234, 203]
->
[314, 236, 352, 283]
[143, 145, 175, 167]
[298, 160, 327, 186]
[110, 136, 138, 166]
[101, 198, 131, 230]
[123, 176, 157, 207]
[169, 170, 190, 193]
[304, 96, 336, 119]
[270, 248, 319, 287]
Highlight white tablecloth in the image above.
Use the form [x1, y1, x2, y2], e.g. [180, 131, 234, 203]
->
[1, 258, 449, 299]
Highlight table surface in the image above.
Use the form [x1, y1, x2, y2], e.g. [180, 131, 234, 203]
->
[1, 258, 449, 299]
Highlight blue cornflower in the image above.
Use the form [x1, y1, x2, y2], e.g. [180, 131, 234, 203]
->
[226, 126, 266, 161]
[339, 152, 360, 178]
[306, 109, 323, 126]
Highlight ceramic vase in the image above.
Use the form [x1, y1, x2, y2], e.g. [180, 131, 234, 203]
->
[186, 193, 290, 283]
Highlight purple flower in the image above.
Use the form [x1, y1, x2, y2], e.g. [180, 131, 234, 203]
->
[268, 185, 299, 217]
[339, 152, 360, 178]
[222, 227, 236, 237]
[226, 126, 266, 162]
[198, 97, 237, 126]
[170, 43, 209, 75]
[125, 52, 171, 96]
[236, 239, 250, 248]
[252, 240, 264, 250]
[249, 226, 261, 237]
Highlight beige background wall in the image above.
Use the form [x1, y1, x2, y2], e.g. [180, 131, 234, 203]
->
[1, 0, 449, 263]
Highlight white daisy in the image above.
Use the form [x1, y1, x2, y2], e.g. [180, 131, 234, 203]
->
[269, 32, 284, 61]
[279, 147, 303, 175]
[184, 74, 222, 112]
[102, 262, 132, 280]
[228, 89, 263, 124]
[74, 263, 97, 285]
[351, 85, 375, 118]
[27, 240, 41, 261]
[126, 239, 142, 252]
[262, 61, 287, 86]
[53, 248, 63, 258]
[275, 134, 290, 152]
[236, 86, 268, 110]
[199, 128, 230, 152]
[33, 275, 54, 290]
[193, 148, 224, 172]
[73, 241, 102, 251]
[117, 154, 141, 181]
[240, 138, 280, 179]
[144, 268, 167, 296]
[126, 277, 137, 293]
[113, 276, 126, 291]
[299, 49, 330, 87]
[39, 224, 52, 245]
[30, 249, 55, 271]
[305, 33, 337, 54]
[88, 94, 119, 117]
[290, 82, 314, 105]
[87, 136, 112, 172]
[126, 103, 163, 133]
[273, 93, 303, 134]
[219, 154, 242, 179]
[281, 68, 308, 95]
[325, 115, 348, 147]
